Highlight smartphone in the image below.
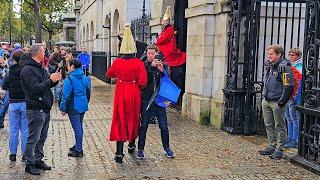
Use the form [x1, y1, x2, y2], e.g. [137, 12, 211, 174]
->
[56, 66, 62, 73]
[155, 54, 163, 60]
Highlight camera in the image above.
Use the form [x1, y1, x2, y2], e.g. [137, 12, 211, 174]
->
[155, 52, 164, 60]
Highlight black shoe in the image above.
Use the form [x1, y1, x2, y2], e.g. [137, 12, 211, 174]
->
[128, 143, 136, 154]
[25, 164, 41, 175]
[9, 154, 16, 162]
[114, 154, 124, 163]
[149, 116, 157, 124]
[0, 123, 4, 129]
[22, 155, 26, 162]
[69, 145, 75, 152]
[269, 149, 283, 159]
[35, 161, 51, 170]
[68, 150, 83, 157]
[258, 147, 275, 155]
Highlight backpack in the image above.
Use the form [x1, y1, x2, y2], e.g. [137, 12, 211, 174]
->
[289, 65, 302, 105]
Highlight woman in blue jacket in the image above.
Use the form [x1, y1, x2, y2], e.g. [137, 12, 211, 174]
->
[60, 59, 91, 157]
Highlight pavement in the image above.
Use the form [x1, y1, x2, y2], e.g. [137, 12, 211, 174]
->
[0, 77, 318, 179]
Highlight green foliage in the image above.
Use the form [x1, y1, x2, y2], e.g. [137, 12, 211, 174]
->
[0, 0, 72, 44]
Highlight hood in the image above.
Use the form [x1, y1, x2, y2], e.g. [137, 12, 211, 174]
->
[19, 53, 42, 68]
[69, 68, 84, 79]
[9, 64, 21, 76]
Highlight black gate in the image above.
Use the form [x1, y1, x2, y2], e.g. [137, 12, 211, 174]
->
[223, 0, 306, 135]
[92, 51, 108, 83]
[291, 0, 320, 174]
[131, 13, 151, 43]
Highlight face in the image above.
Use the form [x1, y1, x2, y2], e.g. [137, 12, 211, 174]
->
[0, 57, 4, 64]
[37, 46, 45, 61]
[42, 42, 47, 48]
[81, 47, 86, 52]
[288, 52, 300, 62]
[147, 49, 156, 62]
[60, 48, 67, 56]
[268, 49, 281, 63]
[162, 19, 169, 26]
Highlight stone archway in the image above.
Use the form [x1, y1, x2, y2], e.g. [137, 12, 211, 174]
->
[112, 9, 120, 55]
[104, 15, 111, 53]
[90, 21, 95, 51]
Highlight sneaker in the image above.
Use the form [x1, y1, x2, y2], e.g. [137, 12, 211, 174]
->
[164, 148, 175, 158]
[69, 145, 76, 152]
[68, 150, 84, 157]
[284, 140, 298, 148]
[35, 160, 51, 170]
[25, 164, 41, 175]
[136, 150, 145, 159]
[269, 149, 283, 159]
[9, 154, 16, 162]
[128, 143, 136, 154]
[114, 154, 124, 163]
[22, 155, 26, 162]
[258, 147, 275, 155]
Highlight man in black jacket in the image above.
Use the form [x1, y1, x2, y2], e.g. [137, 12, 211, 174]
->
[20, 44, 61, 175]
[137, 45, 175, 159]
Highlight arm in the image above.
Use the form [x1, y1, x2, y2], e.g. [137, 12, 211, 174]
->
[21, 67, 54, 94]
[156, 26, 174, 45]
[278, 66, 294, 107]
[2, 73, 9, 90]
[138, 62, 148, 89]
[59, 78, 72, 113]
[106, 59, 118, 78]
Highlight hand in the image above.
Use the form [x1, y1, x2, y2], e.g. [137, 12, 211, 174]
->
[50, 72, 62, 83]
[151, 59, 158, 67]
[156, 61, 164, 72]
[61, 112, 66, 116]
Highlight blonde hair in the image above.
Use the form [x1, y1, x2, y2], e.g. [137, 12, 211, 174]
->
[289, 47, 302, 58]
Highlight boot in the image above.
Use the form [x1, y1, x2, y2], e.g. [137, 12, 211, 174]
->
[128, 141, 136, 153]
[114, 141, 124, 163]
[25, 164, 41, 175]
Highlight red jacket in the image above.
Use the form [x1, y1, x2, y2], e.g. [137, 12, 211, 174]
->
[106, 57, 147, 141]
[156, 25, 186, 67]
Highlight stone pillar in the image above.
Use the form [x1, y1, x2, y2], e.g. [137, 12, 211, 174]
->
[63, 27, 68, 41]
[182, 0, 230, 128]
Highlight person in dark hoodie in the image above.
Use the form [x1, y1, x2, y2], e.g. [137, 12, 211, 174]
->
[60, 59, 91, 157]
[20, 44, 61, 175]
[2, 50, 27, 162]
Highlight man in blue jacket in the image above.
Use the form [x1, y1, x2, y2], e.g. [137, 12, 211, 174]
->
[77, 46, 90, 76]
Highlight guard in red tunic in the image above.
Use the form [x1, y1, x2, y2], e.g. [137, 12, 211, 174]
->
[155, 6, 186, 104]
[106, 24, 147, 163]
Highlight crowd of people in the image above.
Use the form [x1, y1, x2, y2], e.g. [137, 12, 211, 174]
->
[0, 42, 92, 175]
[0, 5, 305, 177]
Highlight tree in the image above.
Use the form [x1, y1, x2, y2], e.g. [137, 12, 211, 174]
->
[23, 0, 70, 44]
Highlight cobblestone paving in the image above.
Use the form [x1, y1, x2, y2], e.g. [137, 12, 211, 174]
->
[0, 77, 319, 179]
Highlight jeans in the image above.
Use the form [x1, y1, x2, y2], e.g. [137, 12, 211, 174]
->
[262, 99, 287, 150]
[25, 110, 50, 164]
[53, 84, 61, 100]
[285, 100, 300, 142]
[0, 91, 9, 125]
[138, 100, 170, 151]
[68, 113, 85, 151]
[9, 102, 28, 155]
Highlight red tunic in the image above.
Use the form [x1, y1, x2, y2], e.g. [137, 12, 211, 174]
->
[156, 25, 186, 67]
[106, 57, 147, 142]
